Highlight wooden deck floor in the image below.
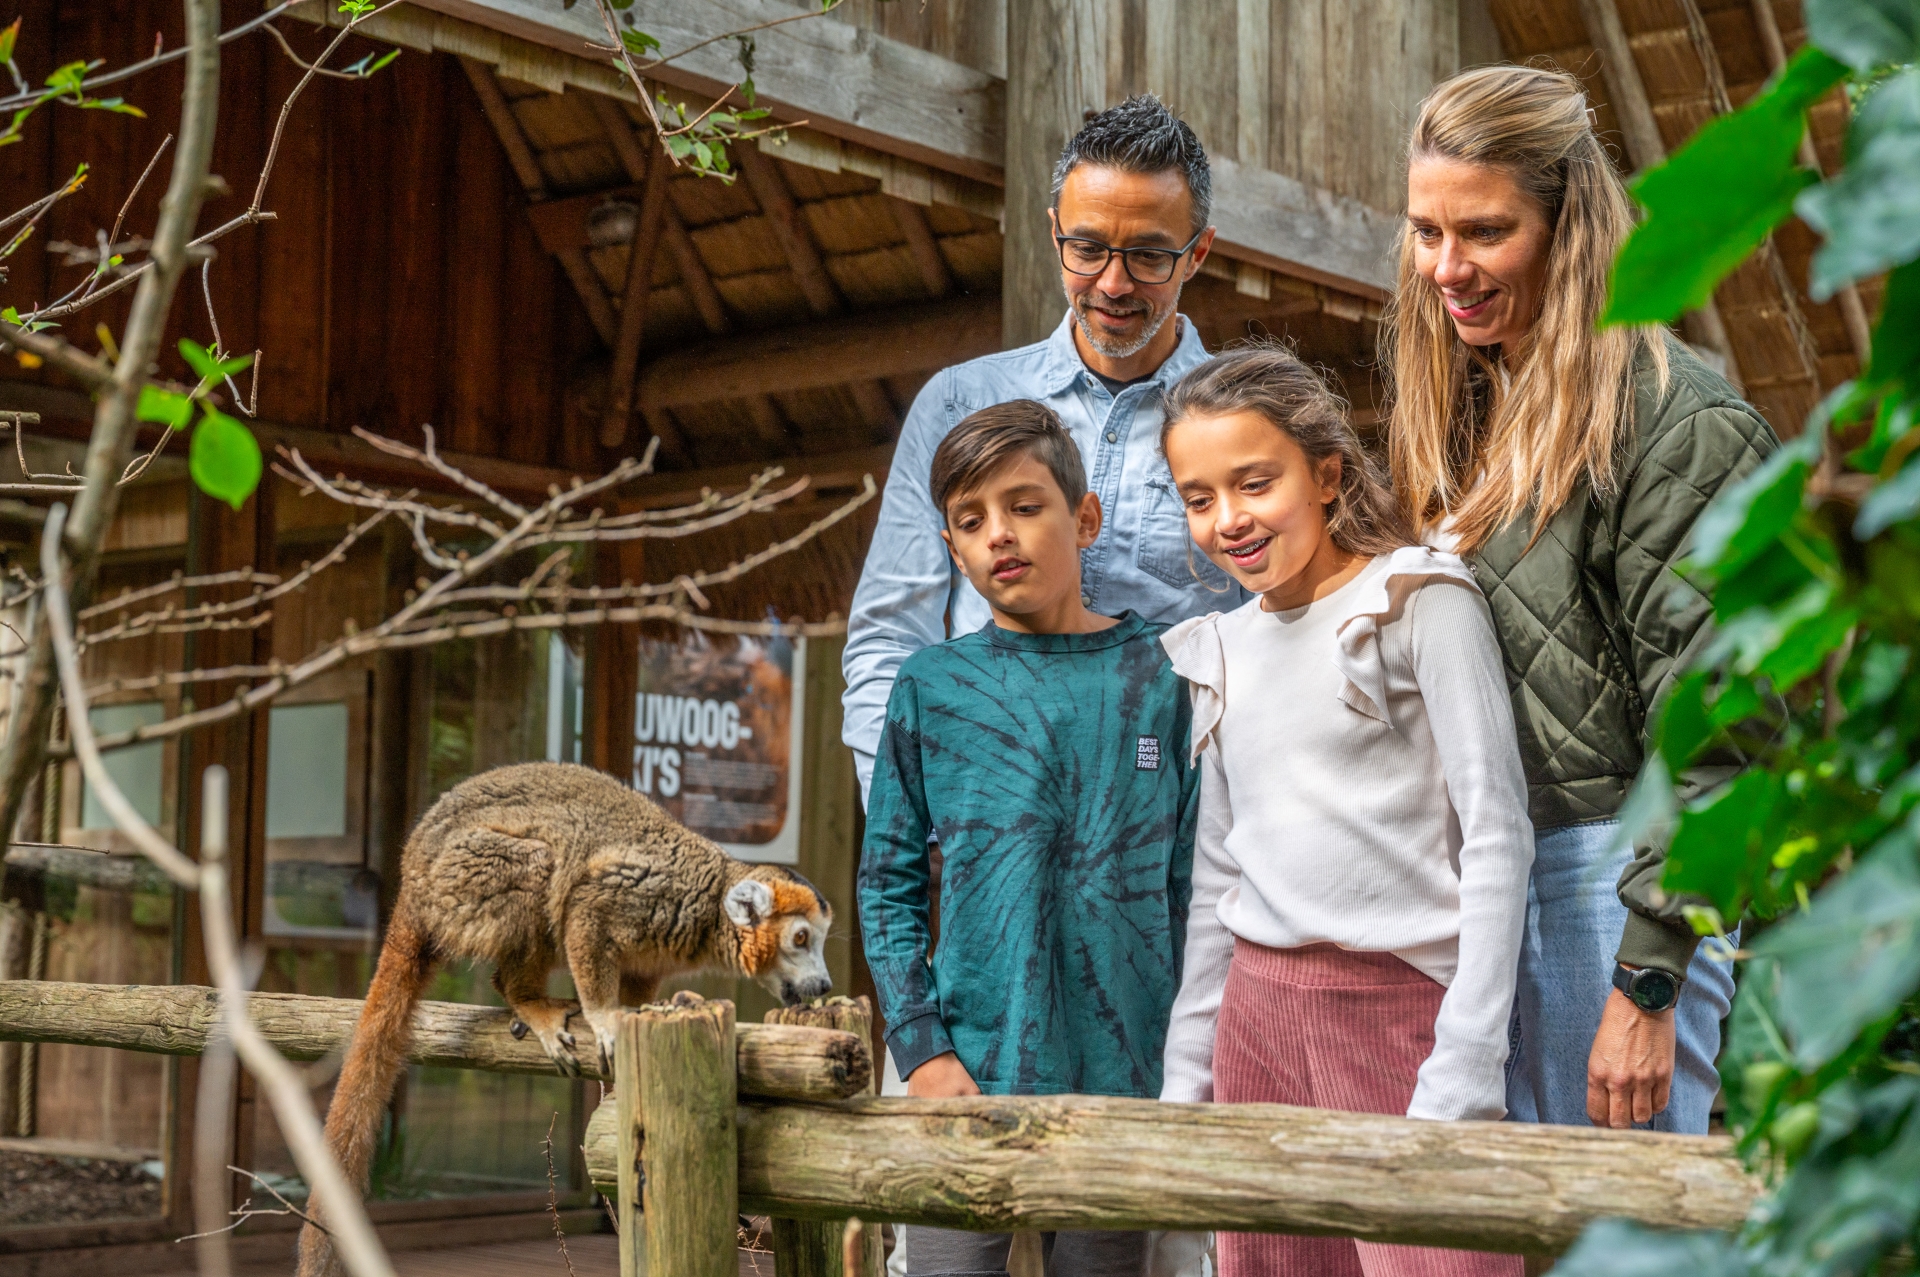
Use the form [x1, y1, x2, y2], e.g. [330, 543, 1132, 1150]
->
[232, 1236, 780, 1277]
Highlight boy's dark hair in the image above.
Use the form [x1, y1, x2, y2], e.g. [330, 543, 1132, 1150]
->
[929, 401, 1087, 518]
[1051, 94, 1212, 235]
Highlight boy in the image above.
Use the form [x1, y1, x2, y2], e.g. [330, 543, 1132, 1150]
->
[858, 400, 1200, 1277]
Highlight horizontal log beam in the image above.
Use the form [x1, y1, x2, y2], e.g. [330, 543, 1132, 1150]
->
[0, 981, 869, 1100]
[354, 1, 1399, 296]
[637, 295, 998, 415]
[585, 1094, 1758, 1256]
[4, 845, 174, 906]
[409, 0, 1005, 184]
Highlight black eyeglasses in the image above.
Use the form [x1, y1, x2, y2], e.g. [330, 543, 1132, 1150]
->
[1055, 229, 1205, 285]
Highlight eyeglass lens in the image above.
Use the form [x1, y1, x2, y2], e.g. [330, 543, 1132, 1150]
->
[1058, 239, 1182, 284]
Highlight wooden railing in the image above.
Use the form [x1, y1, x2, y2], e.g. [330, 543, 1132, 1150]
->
[0, 982, 1758, 1276]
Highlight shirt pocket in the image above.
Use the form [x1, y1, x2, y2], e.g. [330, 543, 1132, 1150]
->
[1136, 477, 1234, 592]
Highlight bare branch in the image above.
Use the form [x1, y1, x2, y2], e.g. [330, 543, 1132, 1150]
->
[80, 134, 173, 304]
[0, 2, 298, 113]
[351, 423, 530, 520]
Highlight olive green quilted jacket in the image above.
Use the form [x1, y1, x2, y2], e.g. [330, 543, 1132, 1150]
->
[1467, 337, 1777, 975]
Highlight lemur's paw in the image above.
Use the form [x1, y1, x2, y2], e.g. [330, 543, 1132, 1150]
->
[510, 1002, 584, 1077]
[595, 1024, 619, 1079]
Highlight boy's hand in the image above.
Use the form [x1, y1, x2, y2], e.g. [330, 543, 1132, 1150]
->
[906, 1051, 981, 1097]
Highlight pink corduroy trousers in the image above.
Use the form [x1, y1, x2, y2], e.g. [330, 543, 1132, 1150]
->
[1213, 939, 1523, 1277]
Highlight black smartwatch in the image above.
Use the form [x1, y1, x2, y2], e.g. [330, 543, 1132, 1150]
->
[1612, 963, 1681, 1013]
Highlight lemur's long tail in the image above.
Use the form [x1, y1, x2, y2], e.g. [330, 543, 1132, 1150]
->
[295, 904, 437, 1277]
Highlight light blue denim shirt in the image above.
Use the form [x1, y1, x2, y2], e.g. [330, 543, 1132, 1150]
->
[842, 310, 1249, 795]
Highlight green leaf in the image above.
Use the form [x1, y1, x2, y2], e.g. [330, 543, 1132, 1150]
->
[0, 17, 20, 65]
[1551, 1220, 1747, 1277]
[135, 384, 193, 429]
[620, 28, 659, 56]
[1796, 67, 1920, 296]
[178, 337, 251, 383]
[1864, 259, 1920, 392]
[1849, 390, 1917, 472]
[1806, 0, 1920, 73]
[1754, 826, 1920, 1068]
[1757, 598, 1862, 689]
[366, 48, 401, 75]
[44, 60, 87, 92]
[1664, 768, 1780, 914]
[1601, 47, 1848, 327]
[1856, 451, 1920, 538]
[189, 408, 262, 510]
[1656, 670, 1716, 774]
[1691, 425, 1822, 575]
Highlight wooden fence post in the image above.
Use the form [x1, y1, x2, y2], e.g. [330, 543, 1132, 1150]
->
[768, 998, 882, 1277]
[635, 993, 739, 1277]
[615, 1010, 644, 1277]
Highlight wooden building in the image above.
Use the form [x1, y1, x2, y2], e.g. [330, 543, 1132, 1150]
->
[0, 0, 1854, 1269]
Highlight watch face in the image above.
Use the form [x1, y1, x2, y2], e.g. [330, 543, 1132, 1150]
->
[1628, 968, 1680, 1012]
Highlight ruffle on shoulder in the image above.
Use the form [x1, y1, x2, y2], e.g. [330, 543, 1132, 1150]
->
[1159, 547, 1484, 756]
[1161, 612, 1226, 764]
[1334, 545, 1482, 725]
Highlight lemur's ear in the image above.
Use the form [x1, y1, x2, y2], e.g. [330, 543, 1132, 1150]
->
[724, 878, 775, 928]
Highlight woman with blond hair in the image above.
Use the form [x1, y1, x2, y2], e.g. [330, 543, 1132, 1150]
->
[1383, 64, 1775, 1134]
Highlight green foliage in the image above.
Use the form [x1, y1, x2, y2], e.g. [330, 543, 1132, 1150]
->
[1558, 4, 1920, 1275]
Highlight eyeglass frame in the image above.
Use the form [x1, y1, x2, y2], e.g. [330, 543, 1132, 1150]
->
[1054, 227, 1208, 285]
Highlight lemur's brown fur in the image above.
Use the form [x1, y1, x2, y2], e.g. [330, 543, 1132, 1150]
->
[297, 762, 831, 1277]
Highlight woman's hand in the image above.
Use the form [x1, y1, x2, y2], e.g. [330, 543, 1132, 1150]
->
[1586, 989, 1675, 1127]
[906, 1051, 981, 1098]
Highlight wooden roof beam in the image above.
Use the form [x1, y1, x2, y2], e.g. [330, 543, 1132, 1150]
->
[603, 144, 673, 450]
[459, 58, 621, 349]
[891, 200, 955, 300]
[736, 141, 843, 317]
[1572, 0, 1743, 384]
[636, 295, 999, 415]
[389, 0, 1398, 296]
[585, 94, 730, 336]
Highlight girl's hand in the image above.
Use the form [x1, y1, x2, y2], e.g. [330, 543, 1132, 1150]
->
[906, 1051, 981, 1098]
[1585, 990, 1675, 1127]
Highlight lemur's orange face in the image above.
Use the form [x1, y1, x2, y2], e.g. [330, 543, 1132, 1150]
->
[725, 877, 833, 1006]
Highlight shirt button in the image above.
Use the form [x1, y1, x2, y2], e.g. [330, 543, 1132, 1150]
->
[1081, 593, 1091, 606]
[1105, 431, 1118, 443]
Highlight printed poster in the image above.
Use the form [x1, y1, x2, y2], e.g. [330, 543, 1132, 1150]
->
[633, 632, 805, 864]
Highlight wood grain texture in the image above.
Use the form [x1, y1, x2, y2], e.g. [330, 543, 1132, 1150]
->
[617, 1010, 645, 1277]
[1206, 158, 1400, 297]
[0, 981, 870, 1098]
[637, 995, 739, 1277]
[585, 1093, 1759, 1256]
[765, 1000, 882, 1277]
[738, 142, 844, 317]
[604, 144, 673, 448]
[635, 296, 999, 413]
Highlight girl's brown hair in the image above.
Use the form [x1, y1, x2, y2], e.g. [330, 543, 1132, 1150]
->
[1383, 64, 1668, 554]
[1162, 342, 1415, 558]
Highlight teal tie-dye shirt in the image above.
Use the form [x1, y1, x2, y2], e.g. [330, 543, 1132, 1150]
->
[858, 611, 1198, 1097]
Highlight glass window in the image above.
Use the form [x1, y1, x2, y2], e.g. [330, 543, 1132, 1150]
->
[266, 702, 350, 838]
[546, 633, 584, 764]
[79, 702, 165, 829]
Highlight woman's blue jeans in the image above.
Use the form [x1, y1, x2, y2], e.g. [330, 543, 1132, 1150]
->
[1505, 819, 1736, 1132]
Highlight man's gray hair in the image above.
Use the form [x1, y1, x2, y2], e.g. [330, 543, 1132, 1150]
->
[1050, 94, 1212, 235]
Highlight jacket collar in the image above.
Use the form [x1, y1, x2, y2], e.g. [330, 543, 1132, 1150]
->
[1036, 309, 1210, 397]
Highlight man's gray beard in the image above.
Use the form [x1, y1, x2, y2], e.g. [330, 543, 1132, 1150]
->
[1067, 282, 1181, 360]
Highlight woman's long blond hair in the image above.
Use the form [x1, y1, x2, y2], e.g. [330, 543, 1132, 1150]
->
[1383, 65, 1668, 554]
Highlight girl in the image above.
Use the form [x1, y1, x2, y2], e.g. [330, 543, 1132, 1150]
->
[1386, 66, 1768, 1132]
[1156, 345, 1532, 1277]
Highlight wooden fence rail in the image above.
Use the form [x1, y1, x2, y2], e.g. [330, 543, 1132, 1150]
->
[0, 981, 1761, 1267]
[582, 1083, 1760, 1260]
[0, 980, 870, 1100]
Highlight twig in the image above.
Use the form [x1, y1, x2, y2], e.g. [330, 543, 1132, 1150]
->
[0, 3, 298, 112]
[79, 134, 172, 304]
[544, 1115, 579, 1277]
[39, 503, 398, 1277]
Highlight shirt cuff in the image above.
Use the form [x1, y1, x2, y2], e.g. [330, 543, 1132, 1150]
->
[1615, 909, 1701, 978]
[883, 1010, 954, 1080]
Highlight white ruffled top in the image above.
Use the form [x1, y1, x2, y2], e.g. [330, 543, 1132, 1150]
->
[1158, 547, 1534, 1121]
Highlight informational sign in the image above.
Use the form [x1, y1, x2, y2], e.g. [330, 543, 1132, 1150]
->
[633, 633, 805, 864]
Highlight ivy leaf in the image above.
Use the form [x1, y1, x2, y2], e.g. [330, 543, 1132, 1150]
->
[1602, 47, 1848, 326]
[1690, 425, 1822, 576]
[1864, 258, 1920, 392]
[0, 18, 20, 65]
[620, 29, 659, 57]
[1797, 66, 1920, 296]
[1857, 451, 1920, 538]
[1755, 824, 1920, 1069]
[189, 408, 262, 510]
[1805, 0, 1920, 73]
[1665, 768, 1781, 914]
[135, 384, 193, 429]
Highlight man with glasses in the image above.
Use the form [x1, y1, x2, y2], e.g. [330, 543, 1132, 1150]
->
[843, 94, 1245, 801]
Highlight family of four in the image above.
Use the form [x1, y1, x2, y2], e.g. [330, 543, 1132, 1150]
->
[843, 65, 1775, 1277]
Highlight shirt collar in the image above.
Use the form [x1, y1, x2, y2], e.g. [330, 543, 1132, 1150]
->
[1037, 310, 1210, 398]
